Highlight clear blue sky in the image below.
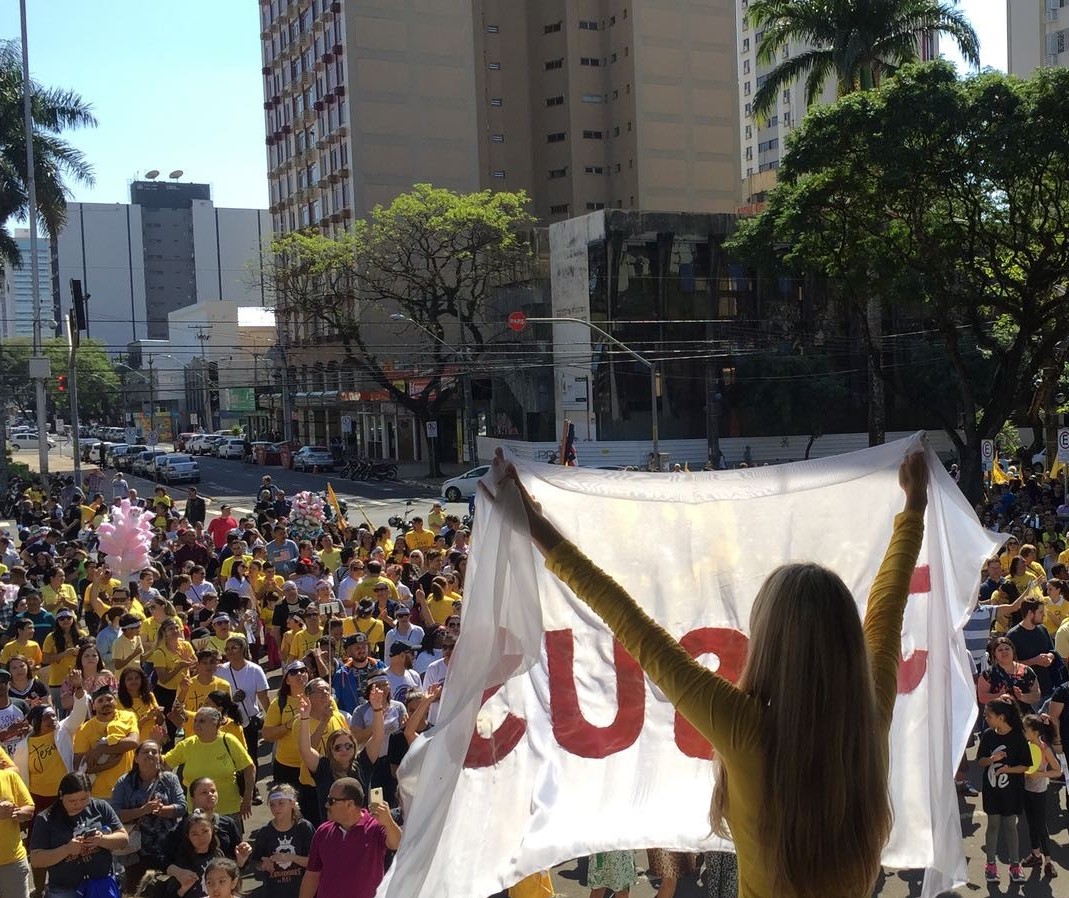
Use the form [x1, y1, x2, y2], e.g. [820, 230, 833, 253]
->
[1, 1, 1005, 210]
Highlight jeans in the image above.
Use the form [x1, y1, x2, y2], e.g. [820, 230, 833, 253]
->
[984, 813, 1019, 864]
[242, 715, 264, 778]
[0, 857, 31, 898]
[1023, 790, 1051, 855]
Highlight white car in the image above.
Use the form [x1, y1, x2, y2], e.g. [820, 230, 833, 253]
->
[154, 453, 200, 484]
[292, 445, 334, 471]
[441, 464, 490, 502]
[187, 435, 218, 455]
[132, 449, 167, 476]
[9, 432, 55, 451]
[216, 438, 246, 459]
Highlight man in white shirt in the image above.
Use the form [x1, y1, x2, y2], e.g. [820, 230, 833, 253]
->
[384, 606, 423, 658]
[422, 633, 456, 726]
[219, 635, 271, 799]
[337, 560, 364, 610]
[383, 641, 421, 702]
[186, 566, 218, 606]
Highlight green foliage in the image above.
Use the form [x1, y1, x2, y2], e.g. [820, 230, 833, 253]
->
[0, 41, 96, 265]
[728, 62, 1069, 497]
[996, 419, 1021, 456]
[747, 0, 979, 118]
[0, 337, 120, 420]
[736, 352, 850, 440]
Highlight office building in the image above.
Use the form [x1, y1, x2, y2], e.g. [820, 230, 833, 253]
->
[259, 0, 741, 234]
[1008, 0, 1069, 75]
[1, 228, 56, 339]
[52, 181, 271, 354]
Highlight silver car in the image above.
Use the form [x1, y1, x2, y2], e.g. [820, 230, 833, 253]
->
[154, 453, 200, 485]
[292, 445, 334, 472]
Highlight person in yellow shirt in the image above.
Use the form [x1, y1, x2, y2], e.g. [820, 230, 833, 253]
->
[262, 661, 310, 785]
[416, 580, 454, 627]
[427, 502, 446, 531]
[318, 534, 343, 574]
[0, 740, 35, 891]
[1001, 535, 1023, 571]
[148, 620, 197, 746]
[176, 651, 232, 719]
[205, 689, 247, 749]
[1019, 544, 1047, 584]
[117, 667, 164, 740]
[0, 619, 42, 668]
[41, 569, 79, 613]
[405, 517, 436, 552]
[112, 615, 146, 673]
[162, 707, 254, 817]
[141, 599, 181, 646]
[293, 678, 350, 823]
[72, 685, 141, 799]
[351, 561, 399, 605]
[25, 671, 89, 807]
[353, 601, 386, 655]
[41, 610, 83, 707]
[1043, 578, 1069, 637]
[281, 615, 315, 666]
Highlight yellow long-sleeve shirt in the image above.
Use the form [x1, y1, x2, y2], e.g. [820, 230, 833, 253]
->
[544, 510, 924, 898]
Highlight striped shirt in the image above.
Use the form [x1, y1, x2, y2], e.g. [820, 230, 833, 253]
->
[964, 603, 998, 671]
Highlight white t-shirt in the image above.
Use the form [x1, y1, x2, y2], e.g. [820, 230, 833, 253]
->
[384, 625, 424, 659]
[384, 668, 422, 702]
[422, 658, 449, 725]
[218, 660, 271, 722]
[338, 576, 361, 607]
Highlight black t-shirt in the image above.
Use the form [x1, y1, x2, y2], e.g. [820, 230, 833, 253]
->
[271, 597, 310, 629]
[8, 678, 48, 703]
[163, 813, 239, 859]
[28, 798, 123, 888]
[250, 818, 316, 898]
[977, 726, 1030, 816]
[1007, 624, 1056, 695]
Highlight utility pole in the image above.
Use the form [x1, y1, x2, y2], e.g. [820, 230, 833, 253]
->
[64, 309, 82, 485]
[20, 0, 50, 476]
[147, 355, 156, 435]
[192, 327, 212, 430]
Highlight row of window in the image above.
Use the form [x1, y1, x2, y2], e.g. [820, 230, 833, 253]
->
[545, 123, 632, 143]
[547, 166, 608, 179]
[543, 85, 630, 107]
[743, 92, 790, 117]
[547, 196, 634, 217]
[537, 48, 628, 71]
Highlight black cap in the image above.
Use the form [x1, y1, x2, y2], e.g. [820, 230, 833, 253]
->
[357, 599, 374, 614]
[344, 633, 368, 648]
[389, 642, 414, 657]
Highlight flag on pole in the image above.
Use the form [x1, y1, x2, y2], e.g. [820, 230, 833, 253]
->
[325, 482, 349, 528]
[992, 457, 1010, 485]
[1051, 458, 1065, 481]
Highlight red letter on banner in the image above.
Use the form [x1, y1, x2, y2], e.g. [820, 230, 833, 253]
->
[463, 685, 527, 769]
[897, 565, 931, 695]
[546, 629, 645, 758]
[674, 628, 749, 760]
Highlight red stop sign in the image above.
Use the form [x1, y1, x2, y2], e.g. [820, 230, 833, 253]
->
[507, 311, 527, 332]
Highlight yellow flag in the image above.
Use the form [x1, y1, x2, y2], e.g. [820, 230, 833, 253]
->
[1051, 458, 1065, 480]
[325, 482, 348, 528]
[992, 457, 1009, 485]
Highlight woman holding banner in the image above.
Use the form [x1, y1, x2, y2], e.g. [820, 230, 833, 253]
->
[484, 447, 928, 898]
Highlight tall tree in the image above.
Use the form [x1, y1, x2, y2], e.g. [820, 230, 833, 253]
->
[0, 40, 96, 265]
[728, 62, 1069, 501]
[0, 337, 120, 421]
[749, 0, 980, 118]
[264, 184, 534, 476]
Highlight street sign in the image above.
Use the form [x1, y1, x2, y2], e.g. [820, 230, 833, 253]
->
[507, 311, 527, 332]
[125, 427, 138, 444]
[146, 430, 159, 446]
[426, 421, 439, 439]
[341, 415, 352, 434]
[981, 439, 994, 472]
[1059, 428, 1069, 463]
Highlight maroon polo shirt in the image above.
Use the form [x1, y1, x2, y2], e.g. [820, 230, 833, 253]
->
[306, 811, 388, 898]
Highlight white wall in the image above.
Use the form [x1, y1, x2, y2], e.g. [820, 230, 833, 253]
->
[55, 203, 147, 352]
[191, 202, 271, 305]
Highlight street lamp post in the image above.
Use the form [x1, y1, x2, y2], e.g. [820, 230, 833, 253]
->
[390, 313, 478, 464]
[521, 316, 660, 462]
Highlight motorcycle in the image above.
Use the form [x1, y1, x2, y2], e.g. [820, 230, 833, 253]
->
[388, 499, 414, 536]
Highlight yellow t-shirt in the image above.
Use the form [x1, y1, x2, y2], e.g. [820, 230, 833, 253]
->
[27, 732, 66, 798]
[220, 554, 253, 581]
[353, 576, 399, 604]
[422, 596, 454, 626]
[122, 694, 162, 739]
[72, 709, 140, 799]
[183, 676, 231, 715]
[221, 719, 247, 749]
[1027, 561, 1047, 582]
[42, 583, 78, 612]
[298, 710, 350, 786]
[284, 629, 317, 664]
[163, 732, 253, 816]
[41, 633, 78, 687]
[0, 639, 42, 668]
[112, 633, 144, 670]
[264, 697, 302, 767]
[406, 529, 435, 552]
[1043, 597, 1069, 637]
[148, 640, 196, 691]
[142, 615, 182, 647]
[0, 767, 31, 864]
[354, 616, 385, 649]
[320, 548, 343, 573]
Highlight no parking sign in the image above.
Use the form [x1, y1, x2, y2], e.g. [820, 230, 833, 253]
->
[1058, 428, 1069, 463]
[980, 439, 994, 472]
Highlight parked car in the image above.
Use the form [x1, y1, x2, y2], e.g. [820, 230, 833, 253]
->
[187, 434, 221, 455]
[81, 439, 101, 462]
[174, 432, 198, 452]
[105, 444, 130, 466]
[292, 445, 334, 472]
[9, 432, 55, 451]
[132, 449, 167, 477]
[115, 445, 148, 471]
[154, 453, 200, 484]
[216, 438, 246, 460]
[441, 465, 490, 502]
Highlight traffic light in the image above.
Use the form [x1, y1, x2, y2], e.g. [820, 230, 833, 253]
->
[56, 374, 67, 393]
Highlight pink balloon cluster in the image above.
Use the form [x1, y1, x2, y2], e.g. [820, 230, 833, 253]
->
[292, 491, 325, 523]
[96, 499, 155, 582]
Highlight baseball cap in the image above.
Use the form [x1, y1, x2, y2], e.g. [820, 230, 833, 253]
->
[357, 599, 374, 614]
[395, 605, 411, 616]
[389, 642, 414, 657]
[344, 633, 368, 648]
[284, 661, 307, 675]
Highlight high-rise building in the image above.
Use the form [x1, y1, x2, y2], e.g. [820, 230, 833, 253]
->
[52, 181, 270, 354]
[259, 0, 741, 234]
[1008, 0, 1069, 76]
[735, 2, 937, 197]
[0, 228, 54, 339]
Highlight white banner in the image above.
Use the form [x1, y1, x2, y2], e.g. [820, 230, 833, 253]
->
[382, 435, 999, 898]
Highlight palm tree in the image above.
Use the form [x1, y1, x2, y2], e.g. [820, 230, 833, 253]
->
[0, 40, 96, 267]
[749, 0, 980, 119]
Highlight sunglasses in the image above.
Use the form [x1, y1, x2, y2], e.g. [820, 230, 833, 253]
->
[325, 796, 353, 806]
[332, 742, 355, 751]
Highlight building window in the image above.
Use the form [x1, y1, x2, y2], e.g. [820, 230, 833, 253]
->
[488, 62, 501, 69]
[782, 89, 790, 104]
[745, 147, 753, 160]
[744, 81, 751, 96]
[624, 46, 628, 56]
[627, 120, 631, 131]
[742, 38, 749, 52]
[582, 93, 605, 103]
[581, 56, 600, 66]
[586, 202, 605, 210]
[491, 133, 505, 142]
[745, 102, 752, 116]
[615, 163, 621, 172]
[613, 126, 620, 137]
[545, 58, 563, 70]
[490, 97, 503, 106]
[546, 95, 565, 106]
[582, 129, 603, 139]
[783, 111, 791, 125]
[492, 169, 506, 178]
[550, 203, 570, 214]
[610, 15, 616, 25]
[743, 59, 750, 74]
[611, 52, 617, 63]
[548, 168, 567, 179]
[585, 165, 605, 174]
[613, 89, 619, 99]
[744, 124, 752, 139]
[544, 21, 562, 34]
[547, 132, 566, 143]
[486, 24, 499, 33]
[579, 20, 599, 30]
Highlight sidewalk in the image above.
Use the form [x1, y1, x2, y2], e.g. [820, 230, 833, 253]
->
[395, 460, 470, 487]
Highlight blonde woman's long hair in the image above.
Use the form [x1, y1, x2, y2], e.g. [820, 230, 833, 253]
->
[710, 563, 892, 898]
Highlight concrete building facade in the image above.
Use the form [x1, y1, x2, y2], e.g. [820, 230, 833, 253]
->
[260, 0, 742, 236]
[1, 229, 54, 339]
[1008, 0, 1069, 75]
[53, 182, 270, 354]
